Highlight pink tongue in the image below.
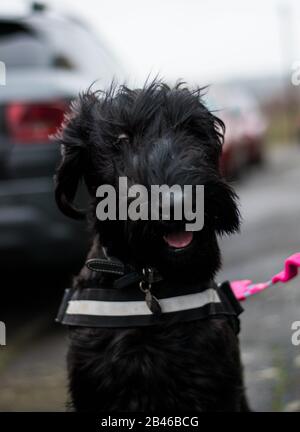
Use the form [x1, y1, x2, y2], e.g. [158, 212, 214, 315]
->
[163, 231, 193, 248]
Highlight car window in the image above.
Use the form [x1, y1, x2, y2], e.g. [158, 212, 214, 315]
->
[43, 19, 119, 78]
[0, 21, 50, 68]
[0, 16, 122, 81]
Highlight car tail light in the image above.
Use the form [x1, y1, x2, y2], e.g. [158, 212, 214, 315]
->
[5, 100, 68, 143]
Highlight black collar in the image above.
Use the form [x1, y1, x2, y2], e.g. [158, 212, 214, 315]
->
[56, 256, 243, 332]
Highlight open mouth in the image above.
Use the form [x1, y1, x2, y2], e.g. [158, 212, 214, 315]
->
[163, 231, 193, 250]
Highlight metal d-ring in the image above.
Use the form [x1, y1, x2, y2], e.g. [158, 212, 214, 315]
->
[139, 279, 151, 293]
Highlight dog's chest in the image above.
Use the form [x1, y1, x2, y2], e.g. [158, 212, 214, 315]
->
[69, 318, 242, 410]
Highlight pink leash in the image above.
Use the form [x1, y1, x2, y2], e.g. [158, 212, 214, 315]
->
[230, 252, 300, 301]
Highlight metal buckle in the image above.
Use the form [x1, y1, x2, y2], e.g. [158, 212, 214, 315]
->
[142, 267, 155, 284]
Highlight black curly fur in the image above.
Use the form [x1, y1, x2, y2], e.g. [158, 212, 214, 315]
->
[54, 79, 249, 412]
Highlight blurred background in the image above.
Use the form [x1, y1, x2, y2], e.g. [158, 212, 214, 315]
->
[0, 0, 300, 411]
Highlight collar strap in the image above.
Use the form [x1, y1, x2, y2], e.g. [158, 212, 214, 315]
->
[56, 281, 243, 332]
[86, 258, 163, 290]
[86, 257, 125, 275]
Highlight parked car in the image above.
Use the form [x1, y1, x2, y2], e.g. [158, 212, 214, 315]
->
[205, 86, 267, 178]
[0, 4, 125, 270]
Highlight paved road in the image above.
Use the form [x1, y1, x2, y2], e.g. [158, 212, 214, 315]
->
[1, 144, 300, 411]
[219, 144, 300, 411]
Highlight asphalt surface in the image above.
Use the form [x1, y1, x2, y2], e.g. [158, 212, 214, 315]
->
[0, 144, 300, 412]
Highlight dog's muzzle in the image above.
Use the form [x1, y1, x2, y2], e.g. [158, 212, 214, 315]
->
[56, 256, 243, 333]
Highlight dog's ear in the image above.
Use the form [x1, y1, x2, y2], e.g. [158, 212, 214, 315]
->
[206, 109, 240, 234]
[205, 178, 241, 235]
[54, 93, 96, 220]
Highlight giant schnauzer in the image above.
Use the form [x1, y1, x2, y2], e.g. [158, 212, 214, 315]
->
[55, 80, 249, 411]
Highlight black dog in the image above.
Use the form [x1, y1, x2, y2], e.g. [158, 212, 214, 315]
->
[54, 80, 249, 411]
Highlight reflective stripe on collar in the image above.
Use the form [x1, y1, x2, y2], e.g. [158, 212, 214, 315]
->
[66, 288, 221, 317]
[56, 281, 243, 331]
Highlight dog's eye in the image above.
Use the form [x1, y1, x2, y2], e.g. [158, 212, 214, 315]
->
[115, 133, 130, 145]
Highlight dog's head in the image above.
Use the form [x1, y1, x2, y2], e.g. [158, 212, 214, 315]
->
[55, 80, 240, 281]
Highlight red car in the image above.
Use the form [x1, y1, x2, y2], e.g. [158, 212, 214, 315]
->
[206, 86, 267, 178]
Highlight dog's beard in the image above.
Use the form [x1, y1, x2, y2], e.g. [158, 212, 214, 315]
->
[118, 220, 222, 282]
